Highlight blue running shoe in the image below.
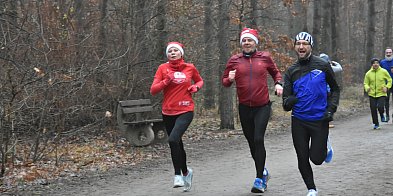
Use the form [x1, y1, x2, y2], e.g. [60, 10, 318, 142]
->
[251, 178, 265, 193]
[373, 125, 380, 130]
[324, 137, 333, 163]
[262, 168, 269, 187]
[381, 115, 386, 122]
[251, 168, 269, 193]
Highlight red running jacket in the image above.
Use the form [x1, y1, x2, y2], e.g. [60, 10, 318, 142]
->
[150, 59, 204, 115]
[222, 51, 282, 107]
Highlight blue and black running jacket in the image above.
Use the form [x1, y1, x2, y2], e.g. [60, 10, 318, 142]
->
[282, 55, 340, 121]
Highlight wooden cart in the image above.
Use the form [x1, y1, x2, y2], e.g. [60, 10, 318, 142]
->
[117, 99, 167, 146]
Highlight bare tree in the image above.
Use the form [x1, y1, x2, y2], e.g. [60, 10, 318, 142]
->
[154, 0, 168, 65]
[312, 0, 322, 53]
[99, 0, 109, 56]
[249, 0, 258, 29]
[218, 0, 234, 129]
[383, 0, 393, 52]
[330, 0, 339, 60]
[203, 0, 216, 109]
[321, 0, 332, 53]
[366, 0, 376, 73]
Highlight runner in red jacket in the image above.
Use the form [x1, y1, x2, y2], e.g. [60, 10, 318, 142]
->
[222, 28, 283, 193]
[150, 42, 203, 192]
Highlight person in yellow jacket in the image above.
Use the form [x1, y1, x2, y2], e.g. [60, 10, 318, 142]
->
[364, 58, 392, 129]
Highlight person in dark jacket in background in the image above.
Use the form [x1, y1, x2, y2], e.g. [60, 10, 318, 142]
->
[319, 53, 343, 128]
[282, 32, 340, 196]
[379, 47, 393, 122]
[222, 27, 283, 194]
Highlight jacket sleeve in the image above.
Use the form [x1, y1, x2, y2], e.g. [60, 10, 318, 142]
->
[386, 71, 392, 89]
[265, 53, 283, 84]
[325, 65, 340, 113]
[221, 56, 237, 87]
[282, 68, 295, 111]
[192, 66, 204, 89]
[150, 65, 167, 96]
[363, 71, 370, 93]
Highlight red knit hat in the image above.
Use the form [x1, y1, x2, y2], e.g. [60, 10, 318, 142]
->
[240, 28, 259, 45]
[166, 42, 184, 56]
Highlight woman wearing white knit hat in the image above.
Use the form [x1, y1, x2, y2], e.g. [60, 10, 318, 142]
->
[150, 41, 203, 192]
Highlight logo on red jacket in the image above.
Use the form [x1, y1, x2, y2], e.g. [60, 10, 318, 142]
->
[173, 72, 186, 84]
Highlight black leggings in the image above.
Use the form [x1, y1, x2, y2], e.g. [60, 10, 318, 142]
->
[239, 103, 271, 179]
[369, 96, 385, 125]
[163, 112, 193, 175]
[291, 117, 329, 190]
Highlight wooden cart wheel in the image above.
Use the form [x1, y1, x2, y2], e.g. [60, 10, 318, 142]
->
[125, 124, 155, 146]
[152, 121, 168, 143]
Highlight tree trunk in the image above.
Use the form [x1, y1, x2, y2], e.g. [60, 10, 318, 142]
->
[250, 0, 258, 29]
[321, 0, 331, 54]
[383, 0, 393, 55]
[218, 0, 234, 130]
[154, 0, 167, 68]
[99, 0, 108, 56]
[203, 0, 215, 109]
[365, 0, 376, 74]
[312, 0, 322, 53]
[330, 0, 339, 60]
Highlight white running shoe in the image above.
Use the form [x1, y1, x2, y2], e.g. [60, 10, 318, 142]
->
[307, 189, 318, 196]
[183, 168, 193, 192]
[173, 175, 184, 188]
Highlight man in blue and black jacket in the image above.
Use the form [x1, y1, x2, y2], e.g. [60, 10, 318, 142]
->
[282, 32, 340, 196]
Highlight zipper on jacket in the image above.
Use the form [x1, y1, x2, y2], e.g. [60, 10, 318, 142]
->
[249, 58, 253, 106]
[374, 70, 377, 97]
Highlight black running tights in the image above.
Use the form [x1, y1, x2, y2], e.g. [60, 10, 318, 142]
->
[163, 112, 193, 175]
[291, 117, 329, 190]
[239, 103, 271, 179]
[369, 96, 385, 125]
[384, 89, 392, 116]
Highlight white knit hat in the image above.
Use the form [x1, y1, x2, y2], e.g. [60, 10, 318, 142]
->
[166, 42, 184, 56]
[240, 28, 259, 45]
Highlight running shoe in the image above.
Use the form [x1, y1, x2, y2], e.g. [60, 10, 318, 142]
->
[381, 115, 386, 122]
[386, 116, 390, 122]
[251, 168, 270, 193]
[183, 168, 193, 192]
[173, 175, 184, 188]
[324, 137, 333, 163]
[328, 123, 335, 128]
[307, 189, 318, 196]
[262, 168, 269, 189]
[373, 125, 380, 130]
[251, 178, 265, 193]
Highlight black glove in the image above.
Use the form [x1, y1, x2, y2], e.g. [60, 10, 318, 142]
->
[283, 95, 298, 111]
[322, 111, 334, 122]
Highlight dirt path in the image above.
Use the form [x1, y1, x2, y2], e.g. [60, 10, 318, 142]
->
[20, 113, 393, 196]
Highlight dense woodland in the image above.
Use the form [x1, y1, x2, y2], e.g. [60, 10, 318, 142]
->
[0, 0, 392, 177]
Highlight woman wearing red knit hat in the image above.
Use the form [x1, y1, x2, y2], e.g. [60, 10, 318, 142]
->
[150, 41, 203, 192]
